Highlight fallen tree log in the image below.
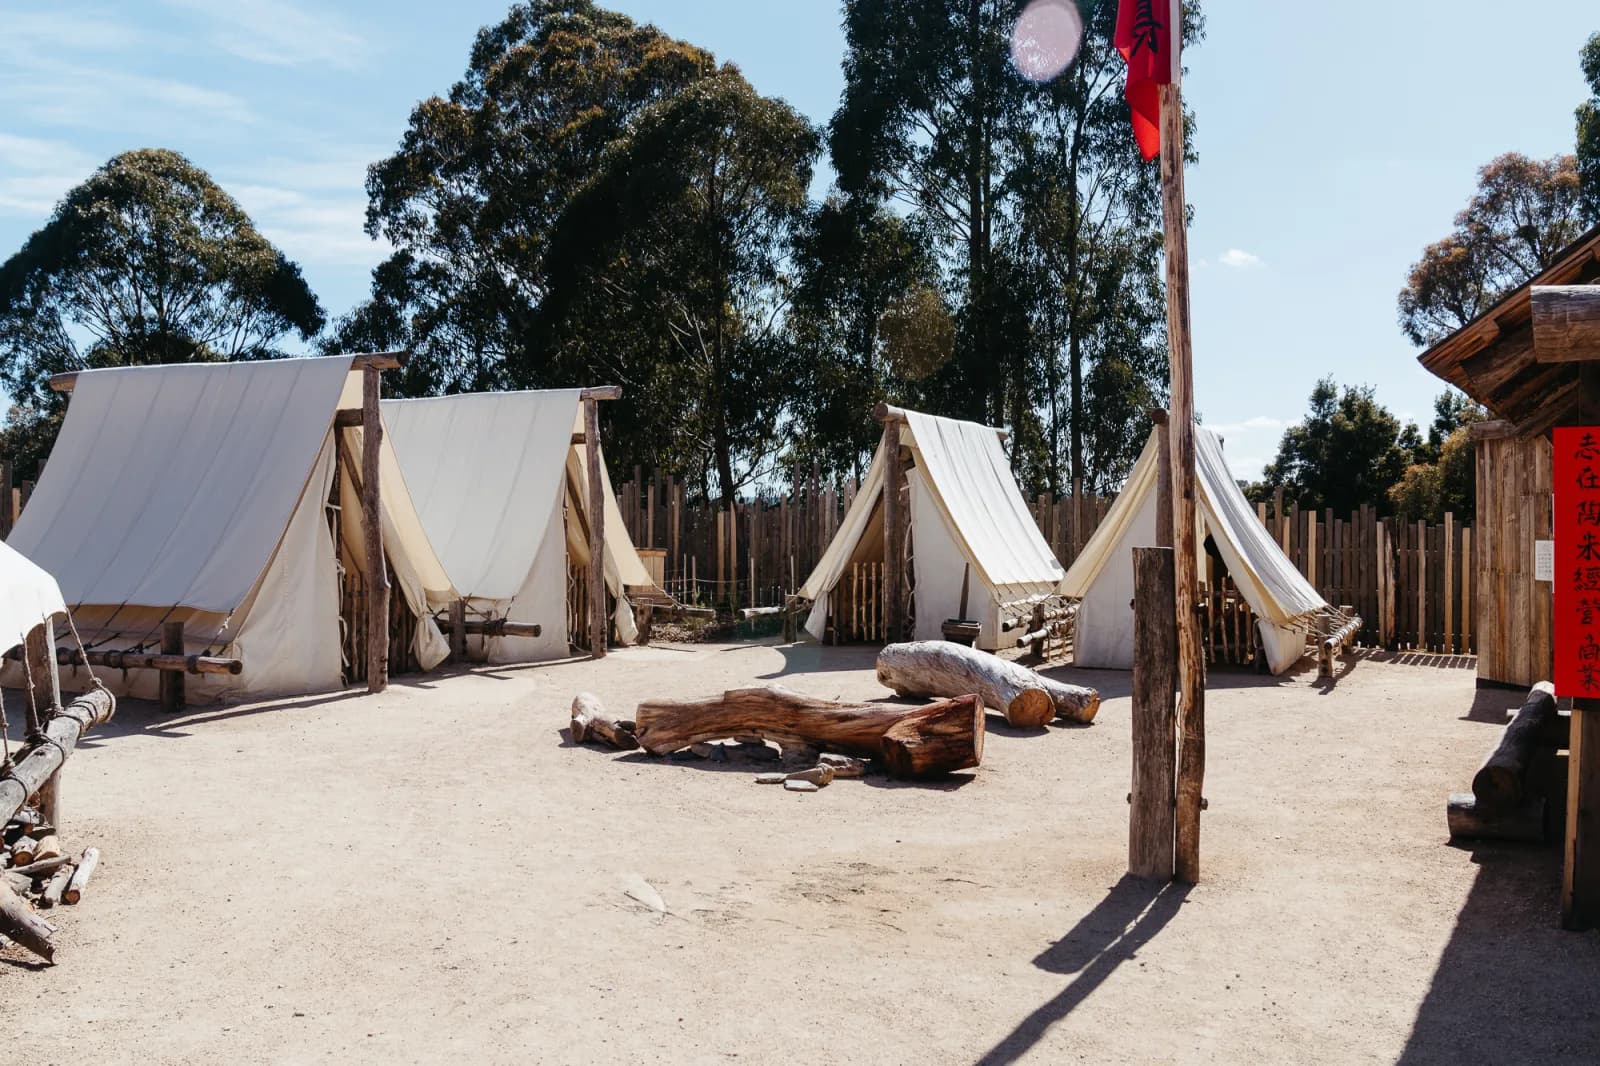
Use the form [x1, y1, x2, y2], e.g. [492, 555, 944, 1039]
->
[569, 692, 638, 751]
[1447, 793, 1548, 843]
[0, 687, 116, 827]
[875, 641, 1099, 728]
[1473, 682, 1558, 815]
[633, 685, 982, 779]
[0, 883, 53, 962]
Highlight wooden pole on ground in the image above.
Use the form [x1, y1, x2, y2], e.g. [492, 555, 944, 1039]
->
[1130, 547, 1177, 880]
[882, 416, 905, 643]
[1159, 79, 1206, 885]
[362, 364, 389, 693]
[159, 620, 185, 712]
[581, 386, 623, 659]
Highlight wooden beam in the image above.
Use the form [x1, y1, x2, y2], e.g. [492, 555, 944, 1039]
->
[159, 620, 185, 712]
[1532, 285, 1600, 362]
[47, 350, 411, 392]
[580, 385, 623, 401]
[1130, 547, 1178, 881]
[584, 396, 607, 659]
[362, 364, 389, 693]
[334, 410, 363, 429]
[4, 644, 244, 675]
[871, 402, 1008, 440]
[432, 616, 544, 640]
[883, 418, 905, 643]
[0, 687, 115, 828]
[1468, 419, 1519, 442]
[1160, 81, 1206, 886]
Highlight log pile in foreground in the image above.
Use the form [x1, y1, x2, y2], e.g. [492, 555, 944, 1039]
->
[875, 641, 1100, 728]
[0, 686, 115, 964]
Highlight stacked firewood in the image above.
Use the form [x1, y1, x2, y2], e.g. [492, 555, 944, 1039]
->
[568, 641, 1101, 788]
[1447, 681, 1569, 843]
[1, 805, 99, 963]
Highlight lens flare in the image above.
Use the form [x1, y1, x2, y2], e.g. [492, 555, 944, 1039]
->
[1010, 0, 1085, 83]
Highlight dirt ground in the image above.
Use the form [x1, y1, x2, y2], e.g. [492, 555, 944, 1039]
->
[4, 641, 1598, 1064]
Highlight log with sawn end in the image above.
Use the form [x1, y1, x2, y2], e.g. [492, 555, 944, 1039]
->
[1473, 682, 1558, 815]
[632, 685, 982, 779]
[875, 641, 1099, 728]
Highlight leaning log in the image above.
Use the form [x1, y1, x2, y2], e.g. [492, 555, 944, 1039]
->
[875, 641, 1100, 728]
[1447, 793, 1548, 843]
[633, 685, 982, 779]
[570, 692, 638, 751]
[1473, 682, 1558, 815]
[0, 687, 116, 827]
[0, 883, 53, 962]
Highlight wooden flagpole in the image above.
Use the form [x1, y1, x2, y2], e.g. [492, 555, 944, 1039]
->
[1158, 75, 1205, 883]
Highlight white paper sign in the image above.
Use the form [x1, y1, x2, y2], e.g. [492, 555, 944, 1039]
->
[1535, 540, 1555, 582]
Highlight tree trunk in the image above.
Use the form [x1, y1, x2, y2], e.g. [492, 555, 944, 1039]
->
[875, 641, 1100, 728]
[632, 685, 982, 779]
[1473, 682, 1558, 815]
[0, 883, 53, 963]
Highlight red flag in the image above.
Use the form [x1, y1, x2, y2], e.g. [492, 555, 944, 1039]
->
[1115, 0, 1181, 161]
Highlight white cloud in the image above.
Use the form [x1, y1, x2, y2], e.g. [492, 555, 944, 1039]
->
[0, 134, 97, 218]
[228, 152, 389, 268]
[0, 58, 256, 128]
[1207, 415, 1288, 435]
[1219, 248, 1263, 269]
[162, 0, 375, 70]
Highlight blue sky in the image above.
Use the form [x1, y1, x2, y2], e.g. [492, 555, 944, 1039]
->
[1, 0, 1596, 479]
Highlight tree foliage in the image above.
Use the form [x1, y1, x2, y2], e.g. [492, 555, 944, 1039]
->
[1398, 153, 1588, 346]
[1579, 32, 1600, 222]
[1260, 378, 1417, 515]
[0, 148, 323, 407]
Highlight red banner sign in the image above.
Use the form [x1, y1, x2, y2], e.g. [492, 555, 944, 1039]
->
[1555, 426, 1600, 697]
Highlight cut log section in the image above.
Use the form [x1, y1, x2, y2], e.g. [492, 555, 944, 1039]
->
[875, 641, 1099, 728]
[1473, 682, 1558, 815]
[1447, 793, 1549, 843]
[63, 847, 98, 905]
[41, 865, 73, 908]
[569, 692, 639, 751]
[632, 685, 982, 779]
[0, 883, 53, 962]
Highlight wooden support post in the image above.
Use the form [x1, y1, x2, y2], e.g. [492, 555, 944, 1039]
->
[449, 600, 467, 664]
[24, 621, 61, 828]
[1130, 547, 1178, 880]
[584, 396, 607, 659]
[1159, 80, 1206, 886]
[160, 620, 185, 712]
[1150, 410, 1173, 550]
[362, 365, 389, 692]
[1564, 700, 1600, 931]
[883, 417, 905, 643]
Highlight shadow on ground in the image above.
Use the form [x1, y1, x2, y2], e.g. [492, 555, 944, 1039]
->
[1396, 843, 1600, 1065]
[973, 875, 1191, 1065]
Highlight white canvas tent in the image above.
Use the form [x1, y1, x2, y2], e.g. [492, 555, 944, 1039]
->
[381, 390, 660, 663]
[797, 409, 1064, 650]
[0, 541, 65, 657]
[1059, 427, 1332, 674]
[5, 356, 456, 701]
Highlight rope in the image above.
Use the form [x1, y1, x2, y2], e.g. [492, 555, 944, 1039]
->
[62, 609, 110, 699]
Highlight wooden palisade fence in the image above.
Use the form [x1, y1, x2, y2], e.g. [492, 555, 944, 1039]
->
[2, 459, 1476, 656]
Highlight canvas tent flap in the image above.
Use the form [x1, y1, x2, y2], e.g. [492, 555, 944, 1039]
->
[800, 440, 887, 640]
[902, 411, 1063, 593]
[382, 391, 583, 599]
[0, 541, 65, 653]
[10, 356, 356, 614]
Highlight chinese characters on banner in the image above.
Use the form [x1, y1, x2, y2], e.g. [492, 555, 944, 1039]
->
[1555, 426, 1600, 697]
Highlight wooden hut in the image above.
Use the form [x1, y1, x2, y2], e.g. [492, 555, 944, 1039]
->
[1418, 222, 1600, 931]
[1418, 223, 1600, 688]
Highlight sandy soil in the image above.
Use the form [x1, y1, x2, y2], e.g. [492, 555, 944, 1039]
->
[4, 641, 1598, 1064]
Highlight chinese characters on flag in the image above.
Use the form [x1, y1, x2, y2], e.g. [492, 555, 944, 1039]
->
[1555, 426, 1600, 697]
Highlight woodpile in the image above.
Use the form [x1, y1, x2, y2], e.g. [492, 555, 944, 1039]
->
[0, 684, 115, 964]
[1446, 681, 1569, 844]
